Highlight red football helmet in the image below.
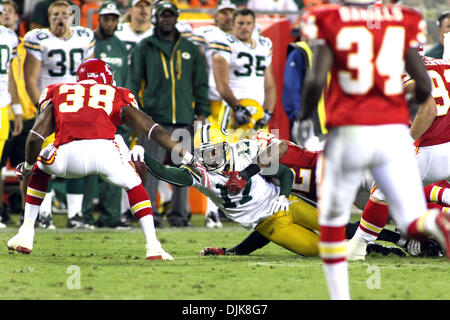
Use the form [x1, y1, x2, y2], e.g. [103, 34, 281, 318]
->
[76, 59, 115, 85]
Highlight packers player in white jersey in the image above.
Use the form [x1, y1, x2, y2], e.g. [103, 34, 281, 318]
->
[141, 124, 321, 256]
[211, 8, 276, 134]
[0, 21, 22, 229]
[192, 0, 236, 128]
[22, 0, 95, 229]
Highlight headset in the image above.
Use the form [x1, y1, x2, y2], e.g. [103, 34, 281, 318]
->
[151, 0, 180, 25]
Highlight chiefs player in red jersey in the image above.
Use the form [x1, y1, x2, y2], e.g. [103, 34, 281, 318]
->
[6, 59, 193, 260]
[348, 54, 450, 260]
[294, 1, 450, 299]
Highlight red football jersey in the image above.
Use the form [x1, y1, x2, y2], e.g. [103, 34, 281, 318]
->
[254, 131, 319, 202]
[301, 4, 427, 128]
[39, 80, 139, 147]
[415, 57, 450, 147]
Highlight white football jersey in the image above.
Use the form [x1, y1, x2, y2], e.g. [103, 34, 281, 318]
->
[0, 26, 18, 108]
[116, 21, 193, 53]
[211, 34, 273, 106]
[24, 26, 95, 92]
[184, 139, 280, 229]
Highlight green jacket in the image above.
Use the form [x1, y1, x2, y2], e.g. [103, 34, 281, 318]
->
[128, 30, 210, 126]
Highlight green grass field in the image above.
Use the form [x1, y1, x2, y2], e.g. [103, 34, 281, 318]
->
[0, 213, 449, 300]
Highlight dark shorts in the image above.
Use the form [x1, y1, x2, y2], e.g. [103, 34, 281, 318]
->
[0, 119, 35, 167]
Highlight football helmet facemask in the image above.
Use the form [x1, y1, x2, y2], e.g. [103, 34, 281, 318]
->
[76, 59, 116, 85]
[194, 124, 231, 172]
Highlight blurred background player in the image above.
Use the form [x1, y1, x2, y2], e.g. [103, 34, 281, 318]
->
[296, 1, 450, 299]
[425, 11, 450, 59]
[211, 8, 276, 136]
[23, 0, 95, 229]
[0, 4, 22, 228]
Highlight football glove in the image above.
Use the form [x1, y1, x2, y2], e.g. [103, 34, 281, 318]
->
[291, 119, 314, 147]
[224, 171, 248, 196]
[234, 105, 251, 126]
[15, 162, 33, 181]
[200, 247, 227, 256]
[269, 195, 291, 214]
[130, 145, 145, 162]
[254, 110, 272, 130]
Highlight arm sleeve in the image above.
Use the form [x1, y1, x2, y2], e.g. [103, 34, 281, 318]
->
[144, 152, 194, 187]
[267, 164, 294, 197]
[24, 30, 43, 61]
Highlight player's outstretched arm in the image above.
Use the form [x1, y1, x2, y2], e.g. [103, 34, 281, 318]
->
[121, 105, 193, 164]
[143, 151, 194, 188]
[410, 95, 437, 141]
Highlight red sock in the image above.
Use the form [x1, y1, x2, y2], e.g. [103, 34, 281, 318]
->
[320, 225, 346, 264]
[127, 184, 153, 220]
[427, 202, 443, 210]
[358, 199, 389, 238]
[25, 166, 51, 206]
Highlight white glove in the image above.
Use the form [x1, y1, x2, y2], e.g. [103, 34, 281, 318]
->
[269, 195, 291, 215]
[292, 119, 314, 147]
[130, 145, 145, 162]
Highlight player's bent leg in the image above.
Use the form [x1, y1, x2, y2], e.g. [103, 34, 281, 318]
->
[255, 210, 319, 256]
[289, 194, 319, 231]
[7, 166, 51, 254]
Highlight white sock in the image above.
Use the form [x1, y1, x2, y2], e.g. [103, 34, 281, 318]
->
[24, 203, 40, 224]
[206, 196, 218, 215]
[159, 181, 172, 203]
[353, 226, 377, 243]
[322, 261, 351, 300]
[121, 189, 130, 214]
[40, 192, 53, 214]
[66, 193, 84, 219]
[138, 215, 160, 248]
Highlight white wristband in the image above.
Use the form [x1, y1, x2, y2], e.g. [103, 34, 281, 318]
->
[24, 162, 34, 170]
[147, 123, 160, 140]
[12, 104, 22, 116]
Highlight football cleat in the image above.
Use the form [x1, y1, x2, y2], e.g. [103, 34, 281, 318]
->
[0, 222, 6, 229]
[6, 227, 35, 254]
[146, 244, 174, 261]
[38, 212, 56, 230]
[200, 247, 226, 256]
[205, 211, 223, 229]
[346, 238, 367, 261]
[366, 243, 406, 257]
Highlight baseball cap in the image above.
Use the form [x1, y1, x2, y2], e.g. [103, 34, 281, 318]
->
[98, 1, 121, 16]
[216, 0, 236, 12]
[154, 1, 178, 16]
[132, 0, 152, 6]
